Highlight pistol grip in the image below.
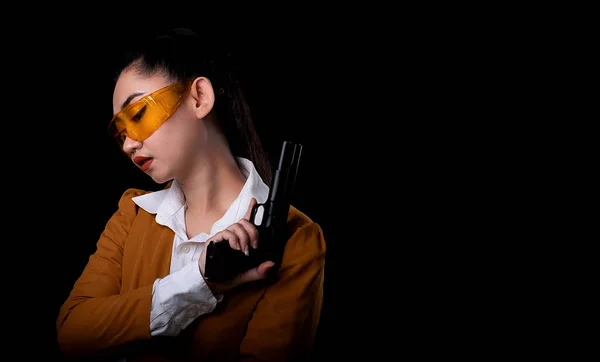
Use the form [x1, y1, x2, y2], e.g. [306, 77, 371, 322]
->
[204, 240, 258, 282]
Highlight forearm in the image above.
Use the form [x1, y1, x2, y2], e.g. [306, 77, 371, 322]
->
[57, 285, 153, 359]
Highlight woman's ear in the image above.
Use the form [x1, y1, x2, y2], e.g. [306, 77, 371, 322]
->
[189, 77, 215, 119]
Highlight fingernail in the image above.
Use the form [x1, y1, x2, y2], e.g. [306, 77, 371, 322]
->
[252, 240, 258, 249]
[244, 247, 249, 256]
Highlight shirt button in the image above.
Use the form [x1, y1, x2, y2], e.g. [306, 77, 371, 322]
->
[181, 245, 190, 253]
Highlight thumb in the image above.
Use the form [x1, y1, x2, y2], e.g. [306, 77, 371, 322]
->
[256, 261, 275, 278]
[237, 261, 275, 285]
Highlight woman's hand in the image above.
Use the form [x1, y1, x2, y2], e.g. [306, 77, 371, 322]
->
[198, 198, 275, 293]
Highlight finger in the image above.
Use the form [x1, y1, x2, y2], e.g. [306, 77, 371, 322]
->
[226, 224, 250, 255]
[243, 197, 258, 221]
[236, 219, 259, 249]
[236, 261, 275, 285]
[207, 231, 227, 243]
[213, 229, 240, 251]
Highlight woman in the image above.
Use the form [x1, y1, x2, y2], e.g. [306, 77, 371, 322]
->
[56, 28, 326, 362]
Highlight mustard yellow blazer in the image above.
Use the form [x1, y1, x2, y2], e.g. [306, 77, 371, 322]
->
[56, 188, 326, 361]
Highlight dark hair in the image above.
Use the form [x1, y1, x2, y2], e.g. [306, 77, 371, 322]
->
[114, 28, 272, 185]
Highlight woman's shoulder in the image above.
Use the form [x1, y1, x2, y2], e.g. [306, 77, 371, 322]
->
[284, 206, 326, 258]
[114, 187, 156, 213]
[287, 205, 314, 227]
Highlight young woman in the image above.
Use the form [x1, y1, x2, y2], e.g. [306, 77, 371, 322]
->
[56, 28, 326, 362]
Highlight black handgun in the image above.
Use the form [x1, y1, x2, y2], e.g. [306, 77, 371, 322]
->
[204, 140, 303, 282]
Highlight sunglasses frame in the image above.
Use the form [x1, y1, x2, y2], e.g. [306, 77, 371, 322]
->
[108, 80, 193, 146]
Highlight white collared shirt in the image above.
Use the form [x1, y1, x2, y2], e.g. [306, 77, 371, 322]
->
[132, 157, 270, 336]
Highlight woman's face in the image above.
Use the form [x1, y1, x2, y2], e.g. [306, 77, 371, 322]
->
[112, 69, 204, 184]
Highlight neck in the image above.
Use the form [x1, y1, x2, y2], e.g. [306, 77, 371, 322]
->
[178, 148, 246, 219]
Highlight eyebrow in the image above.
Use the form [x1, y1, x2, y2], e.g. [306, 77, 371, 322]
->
[121, 92, 146, 110]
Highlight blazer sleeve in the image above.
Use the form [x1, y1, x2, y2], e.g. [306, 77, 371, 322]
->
[239, 221, 327, 362]
[56, 188, 152, 359]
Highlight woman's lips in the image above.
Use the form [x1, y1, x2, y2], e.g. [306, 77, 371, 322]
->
[140, 159, 153, 171]
[133, 156, 153, 172]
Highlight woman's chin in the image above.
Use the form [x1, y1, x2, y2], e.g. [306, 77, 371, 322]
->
[149, 173, 170, 185]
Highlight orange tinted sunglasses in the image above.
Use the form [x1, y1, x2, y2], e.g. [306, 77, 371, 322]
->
[108, 81, 192, 146]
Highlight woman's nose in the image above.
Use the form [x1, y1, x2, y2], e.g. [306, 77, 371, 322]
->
[122, 136, 142, 154]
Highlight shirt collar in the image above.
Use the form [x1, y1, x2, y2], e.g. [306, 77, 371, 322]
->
[132, 157, 269, 231]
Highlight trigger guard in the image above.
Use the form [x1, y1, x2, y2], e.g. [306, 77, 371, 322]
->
[249, 203, 264, 225]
